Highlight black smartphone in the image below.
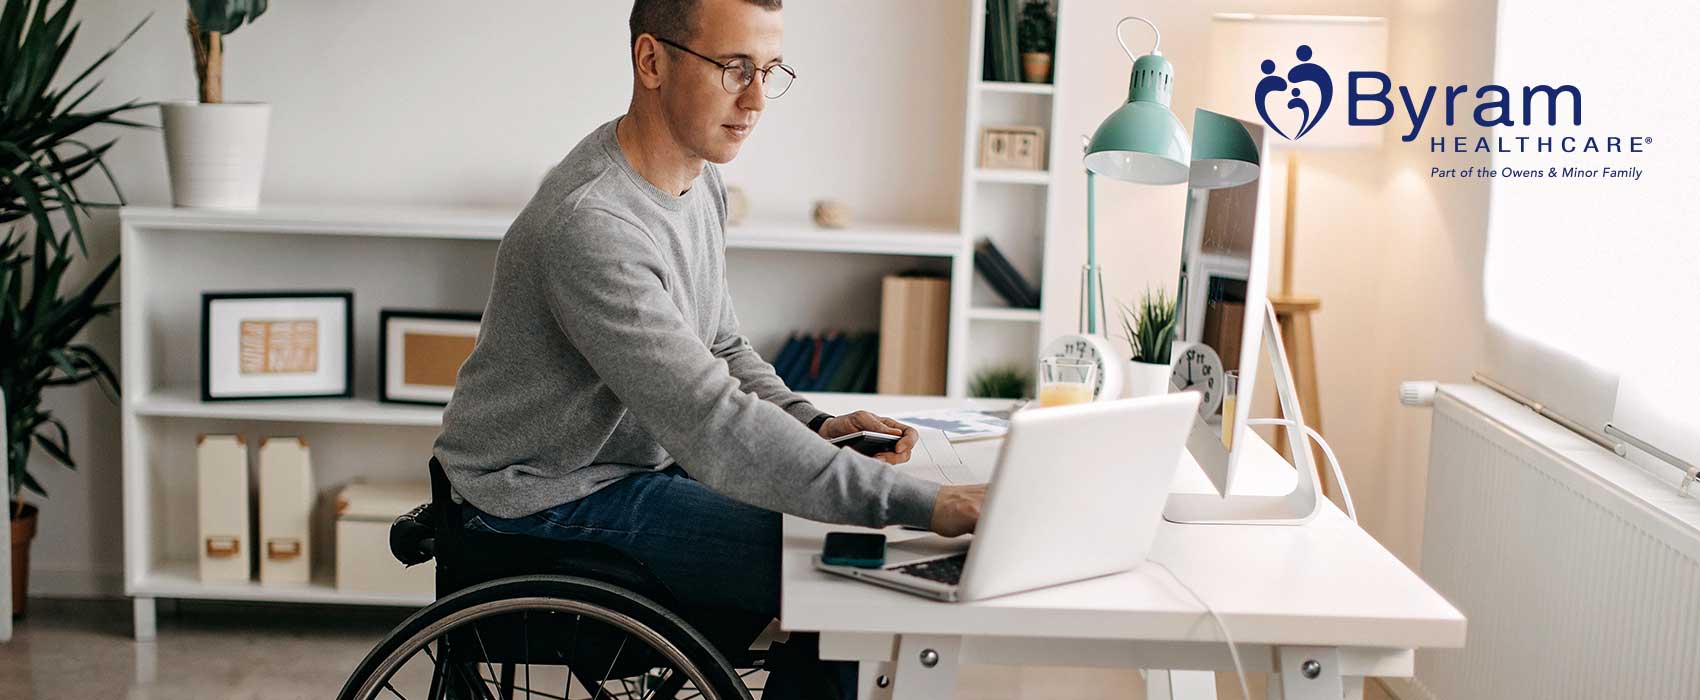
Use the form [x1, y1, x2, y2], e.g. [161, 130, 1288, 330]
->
[821, 531, 886, 568]
[829, 431, 900, 456]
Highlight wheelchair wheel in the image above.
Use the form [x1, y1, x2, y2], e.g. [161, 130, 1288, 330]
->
[337, 575, 752, 700]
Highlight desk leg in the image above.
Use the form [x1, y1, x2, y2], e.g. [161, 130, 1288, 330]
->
[1147, 670, 1218, 700]
[887, 634, 960, 700]
[1276, 646, 1342, 700]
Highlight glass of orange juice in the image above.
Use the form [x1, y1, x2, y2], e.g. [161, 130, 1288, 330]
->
[1038, 358, 1096, 407]
[1220, 369, 1240, 448]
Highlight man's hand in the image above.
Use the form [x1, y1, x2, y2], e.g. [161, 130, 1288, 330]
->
[929, 484, 987, 537]
[817, 411, 918, 465]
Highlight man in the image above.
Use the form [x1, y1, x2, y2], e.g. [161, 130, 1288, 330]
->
[433, 0, 986, 696]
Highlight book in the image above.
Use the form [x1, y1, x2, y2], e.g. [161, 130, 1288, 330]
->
[823, 334, 864, 392]
[770, 333, 804, 381]
[827, 334, 879, 392]
[805, 333, 850, 391]
[974, 238, 1039, 308]
[774, 333, 810, 386]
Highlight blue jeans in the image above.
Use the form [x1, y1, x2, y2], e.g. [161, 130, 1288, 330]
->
[463, 464, 856, 699]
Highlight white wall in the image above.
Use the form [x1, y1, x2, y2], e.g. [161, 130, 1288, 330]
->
[27, 0, 967, 596]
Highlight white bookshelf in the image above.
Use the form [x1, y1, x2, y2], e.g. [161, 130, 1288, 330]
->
[952, 0, 1070, 397]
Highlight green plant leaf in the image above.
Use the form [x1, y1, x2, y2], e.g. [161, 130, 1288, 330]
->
[3, 0, 146, 503]
[189, 0, 268, 36]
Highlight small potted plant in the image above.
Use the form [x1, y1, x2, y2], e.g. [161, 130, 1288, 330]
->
[1017, 0, 1055, 84]
[1117, 289, 1177, 398]
[3, 0, 145, 618]
[161, 1, 270, 209]
[970, 365, 1034, 400]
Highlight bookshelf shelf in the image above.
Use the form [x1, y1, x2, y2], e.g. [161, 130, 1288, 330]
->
[977, 80, 1056, 96]
[972, 168, 1051, 185]
[969, 306, 1043, 322]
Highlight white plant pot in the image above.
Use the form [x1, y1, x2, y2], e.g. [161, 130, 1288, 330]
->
[161, 101, 270, 209]
[1126, 360, 1172, 398]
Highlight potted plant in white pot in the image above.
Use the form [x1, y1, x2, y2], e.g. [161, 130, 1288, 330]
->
[2, 0, 145, 617]
[1116, 290, 1177, 398]
[1017, 0, 1054, 84]
[162, 0, 270, 208]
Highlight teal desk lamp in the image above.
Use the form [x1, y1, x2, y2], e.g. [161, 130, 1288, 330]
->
[1080, 17, 1190, 334]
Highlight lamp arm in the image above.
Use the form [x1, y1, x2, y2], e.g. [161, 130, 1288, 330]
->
[1115, 16, 1162, 60]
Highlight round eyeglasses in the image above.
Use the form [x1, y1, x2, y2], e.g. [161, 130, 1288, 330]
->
[653, 36, 796, 99]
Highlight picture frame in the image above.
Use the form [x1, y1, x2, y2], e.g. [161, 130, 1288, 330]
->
[978, 124, 1047, 170]
[201, 291, 354, 402]
[378, 309, 483, 406]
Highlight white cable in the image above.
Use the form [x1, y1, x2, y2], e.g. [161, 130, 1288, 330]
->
[1247, 418, 1357, 523]
[1148, 559, 1249, 700]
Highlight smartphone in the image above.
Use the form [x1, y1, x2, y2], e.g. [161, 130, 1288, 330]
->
[821, 531, 887, 568]
[829, 430, 900, 456]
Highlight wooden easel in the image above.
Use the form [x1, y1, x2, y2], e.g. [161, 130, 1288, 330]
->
[1271, 155, 1330, 498]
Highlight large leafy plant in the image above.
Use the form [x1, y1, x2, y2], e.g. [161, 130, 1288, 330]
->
[187, 0, 268, 103]
[1117, 289, 1177, 365]
[2, 0, 151, 505]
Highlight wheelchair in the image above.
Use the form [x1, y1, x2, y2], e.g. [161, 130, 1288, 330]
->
[336, 459, 769, 700]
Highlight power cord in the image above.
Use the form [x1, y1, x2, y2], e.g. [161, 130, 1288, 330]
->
[1148, 559, 1250, 700]
[1246, 418, 1356, 522]
[1142, 420, 1355, 698]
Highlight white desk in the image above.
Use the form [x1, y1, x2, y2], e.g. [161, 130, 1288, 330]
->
[784, 396, 1465, 699]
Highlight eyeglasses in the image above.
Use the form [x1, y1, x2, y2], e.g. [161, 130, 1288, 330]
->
[652, 36, 796, 99]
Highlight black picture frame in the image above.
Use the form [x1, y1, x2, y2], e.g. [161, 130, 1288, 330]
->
[378, 308, 483, 406]
[200, 291, 355, 402]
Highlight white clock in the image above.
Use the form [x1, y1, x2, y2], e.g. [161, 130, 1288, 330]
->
[1170, 342, 1226, 417]
[1039, 334, 1124, 401]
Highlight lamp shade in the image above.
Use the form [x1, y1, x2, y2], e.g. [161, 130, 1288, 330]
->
[1189, 109, 1261, 189]
[1085, 53, 1190, 184]
[1204, 14, 1388, 150]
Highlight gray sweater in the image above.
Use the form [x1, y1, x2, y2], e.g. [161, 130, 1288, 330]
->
[433, 117, 940, 529]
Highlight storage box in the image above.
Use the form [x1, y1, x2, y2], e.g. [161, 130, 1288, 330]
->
[335, 481, 433, 596]
[878, 275, 951, 395]
[258, 437, 313, 585]
[197, 434, 250, 583]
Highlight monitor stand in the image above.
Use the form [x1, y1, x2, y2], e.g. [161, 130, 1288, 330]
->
[1163, 301, 1324, 525]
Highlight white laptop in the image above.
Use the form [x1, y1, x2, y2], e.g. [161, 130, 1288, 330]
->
[814, 392, 1199, 602]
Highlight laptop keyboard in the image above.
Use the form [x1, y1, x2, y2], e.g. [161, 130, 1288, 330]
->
[894, 553, 967, 585]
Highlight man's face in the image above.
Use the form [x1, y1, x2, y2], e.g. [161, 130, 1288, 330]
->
[657, 0, 783, 164]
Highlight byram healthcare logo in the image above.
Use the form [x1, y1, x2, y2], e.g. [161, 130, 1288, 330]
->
[1255, 45, 1331, 141]
[1249, 44, 1646, 161]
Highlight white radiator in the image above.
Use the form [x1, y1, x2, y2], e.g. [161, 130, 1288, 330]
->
[1407, 385, 1700, 700]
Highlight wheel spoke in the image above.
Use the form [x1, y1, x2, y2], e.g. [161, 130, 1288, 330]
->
[597, 635, 630, 691]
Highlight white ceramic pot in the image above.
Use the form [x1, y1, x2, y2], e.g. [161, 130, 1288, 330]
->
[160, 101, 270, 209]
[1125, 360, 1172, 398]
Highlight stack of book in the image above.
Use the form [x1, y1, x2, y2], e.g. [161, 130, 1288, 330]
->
[773, 331, 881, 393]
[973, 238, 1040, 308]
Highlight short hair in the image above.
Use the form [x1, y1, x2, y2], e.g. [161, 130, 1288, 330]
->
[629, 0, 782, 49]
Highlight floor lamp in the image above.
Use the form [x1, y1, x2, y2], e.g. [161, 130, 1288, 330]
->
[1204, 14, 1388, 494]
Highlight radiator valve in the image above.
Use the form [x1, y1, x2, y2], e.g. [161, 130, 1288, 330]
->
[1400, 381, 1438, 407]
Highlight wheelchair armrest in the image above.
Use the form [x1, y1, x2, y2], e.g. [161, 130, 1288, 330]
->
[390, 503, 436, 566]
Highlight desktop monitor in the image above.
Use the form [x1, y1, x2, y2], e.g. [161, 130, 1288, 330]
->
[1170, 109, 1271, 498]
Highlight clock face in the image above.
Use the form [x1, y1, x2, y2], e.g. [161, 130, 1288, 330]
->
[1039, 334, 1124, 401]
[1170, 342, 1226, 416]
